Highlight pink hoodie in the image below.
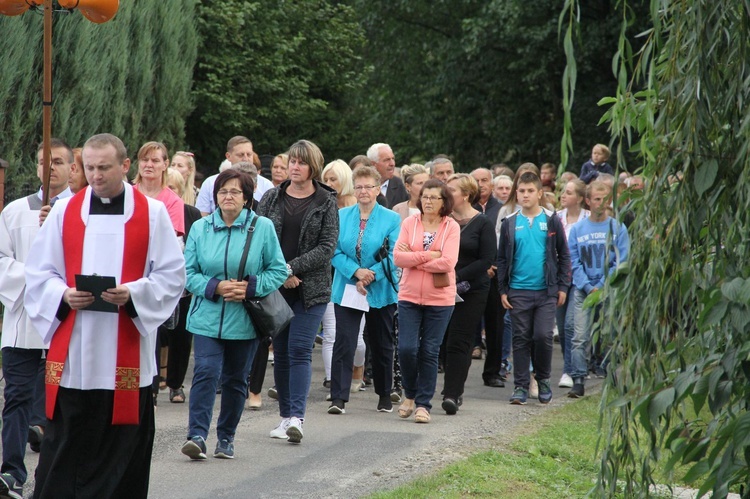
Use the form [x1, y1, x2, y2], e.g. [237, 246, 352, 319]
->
[394, 214, 460, 306]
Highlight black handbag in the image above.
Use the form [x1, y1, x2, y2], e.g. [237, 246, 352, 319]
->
[237, 217, 294, 340]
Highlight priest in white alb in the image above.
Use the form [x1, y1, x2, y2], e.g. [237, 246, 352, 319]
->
[24, 133, 186, 499]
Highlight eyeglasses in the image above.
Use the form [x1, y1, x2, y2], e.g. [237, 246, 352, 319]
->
[420, 196, 443, 202]
[217, 189, 243, 198]
[354, 185, 377, 191]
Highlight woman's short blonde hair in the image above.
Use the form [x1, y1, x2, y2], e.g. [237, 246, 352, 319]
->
[322, 159, 354, 197]
[446, 173, 480, 204]
[400, 163, 428, 186]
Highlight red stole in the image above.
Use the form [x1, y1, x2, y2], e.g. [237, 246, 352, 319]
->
[45, 187, 150, 425]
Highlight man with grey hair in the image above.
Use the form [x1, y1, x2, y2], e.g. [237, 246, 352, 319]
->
[367, 143, 408, 209]
[431, 157, 455, 184]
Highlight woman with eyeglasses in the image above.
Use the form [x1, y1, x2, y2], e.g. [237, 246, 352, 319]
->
[393, 179, 459, 423]
[257, 140, 339, 444]
[319, 160, 361, 392]
[327, 166, 401, 415]
[180, 169, 287, 460]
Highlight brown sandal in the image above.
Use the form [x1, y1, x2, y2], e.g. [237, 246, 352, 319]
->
[398, 398, 416, 418]
[414, 407, 431, 424]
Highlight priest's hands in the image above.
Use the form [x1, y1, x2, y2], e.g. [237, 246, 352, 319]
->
[217, 279, 248, 302]
[102, 285, 131, 306]
[63, 288, 95, 310]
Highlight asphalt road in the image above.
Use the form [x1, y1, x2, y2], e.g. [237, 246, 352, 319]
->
[11, 342, 600, 498]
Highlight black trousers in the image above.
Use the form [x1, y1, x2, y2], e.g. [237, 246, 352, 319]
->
[34, 386, 155, 499]
[167, 295, 194, 390]
[481, 279, 505, 381]
[442, 291, 489, 400]
[248, 336, 272, 395]
[331, 304, 395, 401]
[507, 288, 556, 390]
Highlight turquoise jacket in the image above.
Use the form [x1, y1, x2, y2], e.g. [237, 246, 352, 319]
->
[331, 203, 401, 309]
[185, 208, 287, 340]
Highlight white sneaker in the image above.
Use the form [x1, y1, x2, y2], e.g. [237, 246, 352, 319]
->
[350, 380, 363, 393]
[286, 416, 303, 443]
[558, 373, 574, 388]
[269, 418, 291, 439]
[529, 377, 539, 399]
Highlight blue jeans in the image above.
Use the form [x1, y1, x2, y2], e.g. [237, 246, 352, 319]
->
[555, 287, 576, 375]
[397, 301, 454, 411]
[1, 347, 46, 484]
[502, 311, 513, 363]
[570, 288, 601, 380]
[188, 335, 259, 442]
[272, 299, 326, 419]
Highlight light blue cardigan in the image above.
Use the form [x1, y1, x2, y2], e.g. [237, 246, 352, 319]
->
[331, 203, 401, 309]
[185, 208, 287, 340]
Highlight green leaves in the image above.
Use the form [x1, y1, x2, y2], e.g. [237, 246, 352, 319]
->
[187, 0, 366, 169]
[721, 277, 750, 304]
[694, 159, 718, 196]
[563, 1, 750, 497]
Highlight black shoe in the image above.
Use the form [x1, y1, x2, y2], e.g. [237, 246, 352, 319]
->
[567, 383, 585, 398]
[441, 398, 458, 415]
[327, 399, 345, 414]
[323, 378, 331, 389]
[594, 366, 607, 378]
[377, 395, 393, 413]
[0, 473, 22, 499]
[28, 425, 44, 453]
[483, 377, 505, 388]
[457, 396, 463, 407]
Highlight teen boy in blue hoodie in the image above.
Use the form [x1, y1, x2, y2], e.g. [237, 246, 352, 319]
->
[497, 172, 571, 405]
[567, 180, 629, 398]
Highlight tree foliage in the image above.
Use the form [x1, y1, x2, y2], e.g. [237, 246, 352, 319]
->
[0, 1, 197, 195]
[186, 0, 366, 174]
[562, 0, 750, 496]
[347, 0, 648, 170]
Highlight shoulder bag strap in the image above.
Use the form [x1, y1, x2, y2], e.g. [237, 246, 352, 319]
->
[237, 216, 259, 280]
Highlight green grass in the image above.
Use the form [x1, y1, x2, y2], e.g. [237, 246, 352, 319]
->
[370, 397, 603, 498]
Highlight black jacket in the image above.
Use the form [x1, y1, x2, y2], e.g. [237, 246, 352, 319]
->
[496, 208, 571, 297]
[257, 180, 339, 308]
[473, 196, 502, 228]
[384, 176, 409, 209]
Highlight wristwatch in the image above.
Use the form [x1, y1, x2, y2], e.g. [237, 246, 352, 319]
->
[286, 264, 293, 277]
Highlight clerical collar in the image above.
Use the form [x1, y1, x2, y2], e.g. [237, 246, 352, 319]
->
[90, 189, 126, 215]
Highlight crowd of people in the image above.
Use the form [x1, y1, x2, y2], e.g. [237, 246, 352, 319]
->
[0, 135, 637, 498]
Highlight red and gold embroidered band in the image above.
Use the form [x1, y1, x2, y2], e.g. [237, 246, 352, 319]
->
[46, 187, 150, 425]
